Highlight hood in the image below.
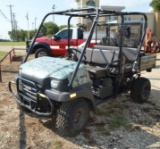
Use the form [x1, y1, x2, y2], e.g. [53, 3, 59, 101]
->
[35, 36, 50, 42]
[20, 57, 85, 80]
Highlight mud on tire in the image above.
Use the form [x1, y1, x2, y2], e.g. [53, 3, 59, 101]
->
[56, 99, 90, 137]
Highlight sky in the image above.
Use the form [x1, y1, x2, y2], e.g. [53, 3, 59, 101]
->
[0, 0, 152, 39]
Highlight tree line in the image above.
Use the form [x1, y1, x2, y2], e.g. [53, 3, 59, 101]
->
[7, 0, 160, 42]
[150, 0, 160, 12]
[8, 22, 71, 42]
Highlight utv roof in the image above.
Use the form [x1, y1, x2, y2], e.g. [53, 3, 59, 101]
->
[43, 7, 148, 18]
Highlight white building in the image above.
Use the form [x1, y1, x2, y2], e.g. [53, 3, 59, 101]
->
[75, 0, 156, 37]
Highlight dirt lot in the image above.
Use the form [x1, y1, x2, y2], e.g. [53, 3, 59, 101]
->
[0, 51, 160, 149]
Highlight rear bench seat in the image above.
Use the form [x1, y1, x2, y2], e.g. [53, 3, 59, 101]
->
[75, 45, 139, 78]
[92, 45, 139, 63]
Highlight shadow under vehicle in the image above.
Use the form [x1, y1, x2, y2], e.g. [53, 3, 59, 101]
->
[9, 8, 156, 136]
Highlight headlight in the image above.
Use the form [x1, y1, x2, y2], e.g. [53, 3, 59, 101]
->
[19, 69, 22, 76]
[51, 80, 59, 89]
[14, 76, 22, 91]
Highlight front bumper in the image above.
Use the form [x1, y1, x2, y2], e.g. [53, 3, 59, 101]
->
[8, 76, 54, 116]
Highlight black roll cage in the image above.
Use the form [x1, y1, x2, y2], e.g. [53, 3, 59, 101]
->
[23, 7, 147, 89]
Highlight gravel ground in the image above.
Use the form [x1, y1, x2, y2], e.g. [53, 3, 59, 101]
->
[0, 50, 160, 149]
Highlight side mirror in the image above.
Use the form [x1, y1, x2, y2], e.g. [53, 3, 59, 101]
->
[52, 35, 61, 40]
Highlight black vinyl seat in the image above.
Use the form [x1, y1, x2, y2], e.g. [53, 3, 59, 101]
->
[86, 66, 110, 78]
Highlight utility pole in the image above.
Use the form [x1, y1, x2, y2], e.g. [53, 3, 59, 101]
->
[26, 13, 30, 40]
[7, 4, 14, 41]
[15, 20, 17, 41]
[52, 5, 56, 23]
[32, 22, 34, 30]
[12, 13, 16, 41]
[35, 17, 37, 31]
[13, 13, 17, 41]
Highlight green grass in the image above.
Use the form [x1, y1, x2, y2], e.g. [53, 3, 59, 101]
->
[0, 51, 7, 60]
[108, 115, 132, 130]
[95, 108, 110, 116]
[95, 108, 132, 136]
[96, 115, 132, 136]
[49, 141, 63, 149]
[0, 42, 25, 46]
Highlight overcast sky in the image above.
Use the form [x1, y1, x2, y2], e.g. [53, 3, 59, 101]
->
[0, 0, 152, 39]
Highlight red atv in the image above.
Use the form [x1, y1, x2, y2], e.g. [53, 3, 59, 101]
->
[145, 38, 160, 53]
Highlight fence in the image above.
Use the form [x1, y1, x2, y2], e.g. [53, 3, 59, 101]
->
[0, 48, 26, 82]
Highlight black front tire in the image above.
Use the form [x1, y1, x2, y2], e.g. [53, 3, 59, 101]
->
[35, 48, 50, 58]
[131, 77, 151, 103]
[56, 99, 90, 137]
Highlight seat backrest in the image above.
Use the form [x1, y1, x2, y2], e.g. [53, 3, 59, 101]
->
[94, 45, 119, 51]
[76, 47, 92, 62]
[91, 49, 119, 65]
[76, 46, 138, 65]
[76, 46, 118, 65]
[122, 47, 138, 61]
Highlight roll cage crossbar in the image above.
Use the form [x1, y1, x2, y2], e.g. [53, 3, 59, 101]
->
[24, 7, 147, 89]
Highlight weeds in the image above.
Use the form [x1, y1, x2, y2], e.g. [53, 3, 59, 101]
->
[95, 110, 132, 136]
[108, 115, 132, 130]
[95, 108, 110, 116]
[49, 140, 63, 149]
[0, 51, 7, 60]
[97, 126, 110, 136]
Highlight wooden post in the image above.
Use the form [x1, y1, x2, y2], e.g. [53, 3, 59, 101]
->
[13, 48, 15, 55]
[9, 51, 12, 64]
[0, 62, 2, 82]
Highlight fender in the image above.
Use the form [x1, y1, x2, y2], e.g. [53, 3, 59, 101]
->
[45, 86, 96, 111]
[33, 42, 52, 55]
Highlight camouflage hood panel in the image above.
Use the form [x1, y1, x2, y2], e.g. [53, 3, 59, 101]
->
[19, 57, 91, 87]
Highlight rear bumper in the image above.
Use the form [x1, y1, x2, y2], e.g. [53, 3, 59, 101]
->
[8, 76, 54, 116]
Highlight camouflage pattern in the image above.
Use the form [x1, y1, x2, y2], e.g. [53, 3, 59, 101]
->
[20, 57, 91, 88]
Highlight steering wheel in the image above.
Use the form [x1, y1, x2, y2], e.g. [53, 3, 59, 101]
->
[66, 48, 86, 61]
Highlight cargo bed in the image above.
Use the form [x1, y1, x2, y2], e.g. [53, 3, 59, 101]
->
[139, 53, 156, 71]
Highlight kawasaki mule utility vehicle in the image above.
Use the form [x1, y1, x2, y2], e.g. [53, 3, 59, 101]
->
[9, 8, 156, 136]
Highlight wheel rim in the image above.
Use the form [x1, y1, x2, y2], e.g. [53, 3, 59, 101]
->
[38, 51, 47, 57]
[73, 108, 87, 130]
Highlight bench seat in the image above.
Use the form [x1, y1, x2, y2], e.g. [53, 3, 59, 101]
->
[76, 45, 138, 64]
[75, 45, 140, 78]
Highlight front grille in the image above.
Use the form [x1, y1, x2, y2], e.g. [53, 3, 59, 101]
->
[9, 76, 54, 116]
[17, 78, 41, 103]
[21, 83, 38, 100]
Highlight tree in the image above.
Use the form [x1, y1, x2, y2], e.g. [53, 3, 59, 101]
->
[150, 0, 160, 12]
[8, 29, 28, 41]
[17, 30, 27, 41]
[59, 25, 74, 30]
[59, 25, 68, 30]
[8, 22, 68, 41]
[43, 22, 59, 36]
[29, 30, 37, 39]
[8, 31, 14, 41]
